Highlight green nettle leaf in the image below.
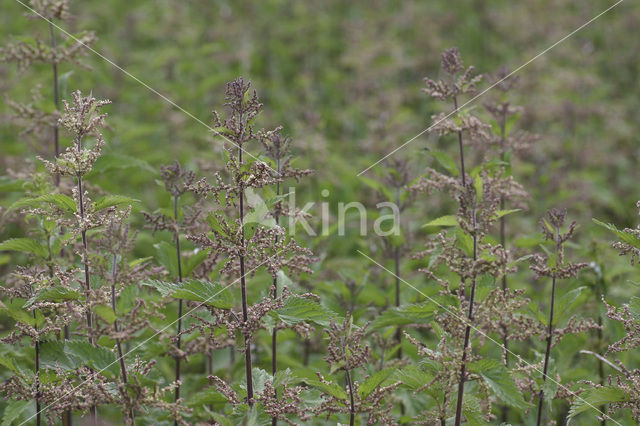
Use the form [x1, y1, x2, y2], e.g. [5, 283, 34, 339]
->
[24, 286, 80, 308]
[0, 300, 35, 326]
[8, 193, 76, 213]
[271, 296, 338, 328]
[40, 340, 119, 377]
[116, 284, 138, 315]
[186, 388, 227, 407]
[593, 218, 640, 249]
[393, 365, 434, 391]
[206, 213, 227, 237]
[143, 279, 233, 309]
[359, 176, 394, 201]
[422, 215, 459, 228]
[462, 394, 485, 426]
[553, 287, 588, 325]
[183, 248, 210, 277]
[469, 359, 532, 409]
[91, 153, 155, 174]
[1, 399, 31, 426]
[0, 238, 49, 258]
[93, 195, 139, 211]
[456, 228, 474, 257]
[568, 387, 629, 420]
[427, 150, 460, 177]
[0, 177, 26, 193]
[473, 175, 483, 202]
[493, 209, 522, 220]
[302, 376, 348, 400]
[154, 241, 179, 277]
[504, 110, 521, 137]
[244, 188, 277, 229]
[370, 299, 457, 330]
[358, 368, 394, 399]
[628, 297, 640, 320]
[94, 304, 116, 324]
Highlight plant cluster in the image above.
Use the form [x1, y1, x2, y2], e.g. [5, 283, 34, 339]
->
[1, 9, 639, 423]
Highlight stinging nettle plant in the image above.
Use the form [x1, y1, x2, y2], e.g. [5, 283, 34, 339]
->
[410, 47, 536, 424]
[570, 201, 640, 423]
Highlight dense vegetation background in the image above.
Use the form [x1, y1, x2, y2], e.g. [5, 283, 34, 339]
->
[1, 0, 639, 425]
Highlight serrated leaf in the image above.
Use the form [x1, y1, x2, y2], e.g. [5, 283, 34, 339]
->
[427, 150, 459, 177]
[469, 359, 532, 410]
[91, 153, 155, 174]
[183, 249, 210, 277]
[422, 215, 459, 228]
[370, 299, 458, 330]
[593, 218, 640, 250]
[554, 287, 588, 325]
[493, 209, 521, 220]
[358, 368, 394, 399]
[568, 387, 628, 419]
[116, 284, 138, 315]
[40, 340, 119, 377]
[93, 195, 138, 211]
[456, 228, 474, 257]
[393, 365, 433, 391]
[25, 286, 80, 308]
[0, 300, 35, 326]
[94, 305, 116, 324]
[8, 193, 76, 213]
[1, 399, 30, 426]
[302, 376, 347, 400]
[473, 175, 483, 202]
[143, 279, 233, 309]
[272, 296, 338, 328]
[359, 176, 394, 201]
[0, 238, 49, 258]
[154, 241, 179, 277]
[186, 388, 227, 407]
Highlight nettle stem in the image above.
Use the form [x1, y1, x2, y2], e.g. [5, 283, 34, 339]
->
[455, 209, 478, 426]
[271, 156, 281, 426]
[499, 112, 510, 424]
[345, 365, 356, 426]
[75, 134, 97, 423]
[33, 309, 41, 426]
[394, 188, 402, 361]
[536, 272, 557, 426]
[451, 90, 478, 426]
[174, 194, 184, 426]
[49, 27, 70, 423]
[110, 255, 134, 424]
[238, 144, 254, 406]
[453, 90, 478, 426]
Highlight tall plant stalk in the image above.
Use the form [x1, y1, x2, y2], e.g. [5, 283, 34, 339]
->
[238, 143, 254, 406]
[531, 209, 585, 425]
[452, 88, 478, 426]
[33, 309, 41, 426]
[498, 113, 510, 424]
[271, 156, 281, 426]
[110, 255, 134, 424]
[173, 194, 184, 425]
[74, 134, 97, 423]
[536, 273, 556, 426]
[345, 362, 355, 426]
